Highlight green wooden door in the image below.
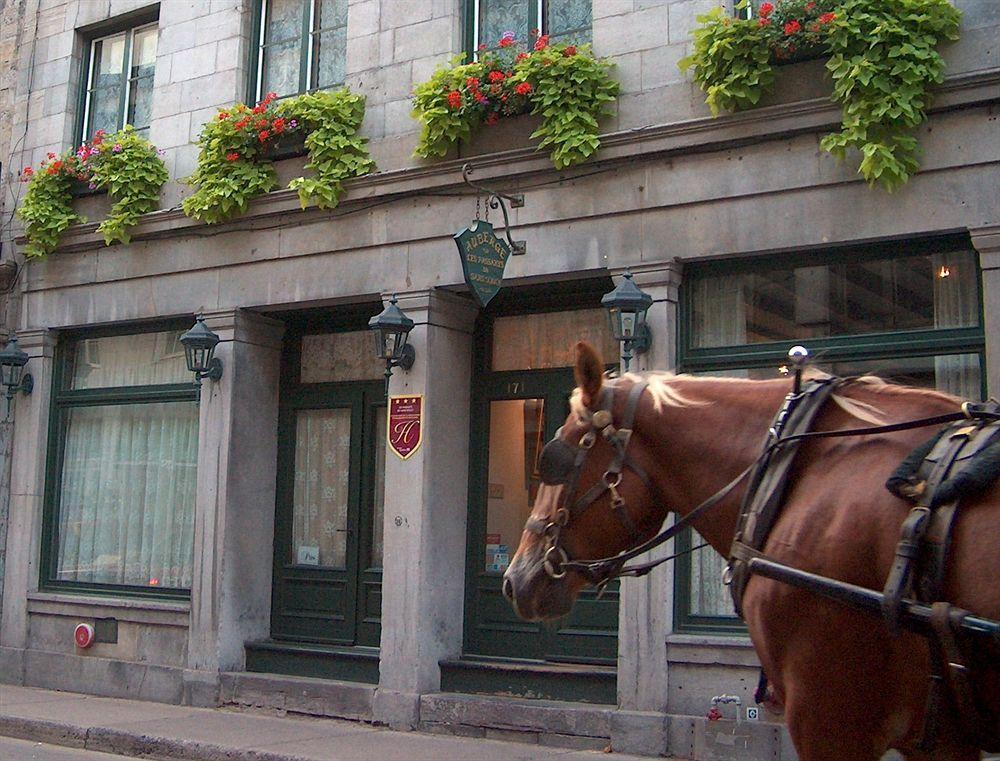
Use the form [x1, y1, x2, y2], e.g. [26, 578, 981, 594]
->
[464, 368, 620, 664]
[271, 381, 385, 646]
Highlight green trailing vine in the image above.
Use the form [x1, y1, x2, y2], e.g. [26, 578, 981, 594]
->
[412, 32, 619, 170]
[679, 0, 961, 191]
[17, 126, 167, 258]
[182, 88, 375, 224]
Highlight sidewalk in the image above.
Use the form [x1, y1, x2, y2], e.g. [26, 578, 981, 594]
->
[0, 685, 657, 761]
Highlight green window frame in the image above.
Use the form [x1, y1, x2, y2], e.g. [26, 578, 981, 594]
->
[465, 0, 592, 57]
[78, 14, 159, 143]
[673, 234, 986, 633]
[40, 322, 200, 600]
[250, 0, 348, 102]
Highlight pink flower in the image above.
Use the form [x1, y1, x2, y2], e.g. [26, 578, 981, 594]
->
[112, 143, 123, 153]
[498, 31, 516, 48]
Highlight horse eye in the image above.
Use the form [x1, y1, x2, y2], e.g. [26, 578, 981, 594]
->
[539, 439, 575, 485]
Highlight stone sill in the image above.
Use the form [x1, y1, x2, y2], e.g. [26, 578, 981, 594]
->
[26, 591, 190, 628]
[666, 634, 759, 668]
[17, 68, 999, 258]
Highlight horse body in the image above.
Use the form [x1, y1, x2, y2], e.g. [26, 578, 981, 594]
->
[502, 343, 998, 760]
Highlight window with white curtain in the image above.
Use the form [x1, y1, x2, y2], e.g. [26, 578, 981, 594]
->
[254, 0, 348, 101]
[45, 328, 199, 595]
[82, 22, 158, 140]
[675, 237, 985, 632]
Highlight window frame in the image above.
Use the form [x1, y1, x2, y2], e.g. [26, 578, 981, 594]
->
[77, 9, 160, 144]
[40, 321, 200, 600]
[672, 233, 987, 633]
[464, 0, 592, 60]
[249, 0, 348, 103]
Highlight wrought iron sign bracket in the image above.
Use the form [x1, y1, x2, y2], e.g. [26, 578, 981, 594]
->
[462, 163, 526, 256]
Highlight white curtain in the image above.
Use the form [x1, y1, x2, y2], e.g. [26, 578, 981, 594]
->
[56, 401, 199, 588]
[71, 331, 188, 389]
[933, 252, 981, 400]
[292, 408, 352, 568]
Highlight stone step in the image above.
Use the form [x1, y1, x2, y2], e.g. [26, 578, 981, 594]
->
[245, 640, 379, 684]
[419, 690, 614, 750]
[439, 655, 617, 704]
[220, 670, 375, 722]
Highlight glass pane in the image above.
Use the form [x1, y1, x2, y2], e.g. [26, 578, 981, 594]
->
[485, 398, 545, 573]
[492, 308, 619, 371]
[371, 406, 387, 568]
[87, 34, 126, 136]
[301, 331, 384, 383]
[128, 74, 154, 130]
[131, 26, 158, 69]
[733, 353, 982, 401]
[312, 27, 346, 89]
[265, 0, 306, 43]
[547, 0, 591, 44]
[70, 331, 189, 389]
[87, 87, 123, 136]
[478, 0, 531, 50]
[292, 408, 351, 568]
[55, 401, 199, 588]
[690, 249, 980, 348]
[316, 0, 348, 29]
[262, 39, 302, 98]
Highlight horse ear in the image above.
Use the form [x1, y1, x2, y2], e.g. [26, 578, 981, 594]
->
[574, 342, 604, 410]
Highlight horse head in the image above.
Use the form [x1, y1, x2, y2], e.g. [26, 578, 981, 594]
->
[502, 341, 671, 621]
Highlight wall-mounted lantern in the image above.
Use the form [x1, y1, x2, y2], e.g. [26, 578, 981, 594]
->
[368, 295, 415, 392]
[601, 271, 653, 372]
[180, 316, 223, 384]
[0, 334, 33, 416]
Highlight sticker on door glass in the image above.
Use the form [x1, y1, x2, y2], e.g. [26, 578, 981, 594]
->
[297, 545, 320, 565]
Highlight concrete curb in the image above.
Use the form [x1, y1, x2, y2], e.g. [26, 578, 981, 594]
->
[0, 715, 320, 761]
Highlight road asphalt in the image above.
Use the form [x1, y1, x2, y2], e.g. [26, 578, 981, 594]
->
[0, 684, 657, 761]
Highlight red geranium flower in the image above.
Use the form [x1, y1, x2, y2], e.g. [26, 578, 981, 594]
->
[515, 81, 533, 96]
[21, 166, 33, 180]
[758, 17, 771, 26]
[447, 90, 462, 109]
[819, 12, 836, 23]
[465, 76, 480, 89]
[226, 152, 240, 161]
[258, 130, 270, 142]
[485, 112, 500, 126]
[784, 20, 801, 35]
[805, 1, 815, 9]
[47, 152, 56, 159]
[273, 118, 286, 133]
[252, 104, 266, 114]
[498, 31, 516, 48]
[515, 52, 529, 62]
[234, 118, 250, 130]
[533, 34, 549, 51]
[758, 2, 774, 16]
[488, 70, 506, 83]
[218, 112, 229, 120]
[563, 45, 577, 56]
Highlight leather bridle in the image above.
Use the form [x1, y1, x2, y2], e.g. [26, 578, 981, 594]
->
[523, 378, 667, 585]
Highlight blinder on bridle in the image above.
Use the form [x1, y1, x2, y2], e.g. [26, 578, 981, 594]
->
[525, 380, 663, 586]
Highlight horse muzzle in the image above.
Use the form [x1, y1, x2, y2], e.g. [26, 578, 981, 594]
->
[502, 550, 576, 621]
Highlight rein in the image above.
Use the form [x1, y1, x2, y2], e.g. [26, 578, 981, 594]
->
[529, 378, 1000, 589]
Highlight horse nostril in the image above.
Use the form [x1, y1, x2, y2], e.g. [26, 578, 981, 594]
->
[502, 576, 514, 601]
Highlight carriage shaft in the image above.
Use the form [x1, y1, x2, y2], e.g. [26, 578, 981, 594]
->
[747, 557, 1000, 642]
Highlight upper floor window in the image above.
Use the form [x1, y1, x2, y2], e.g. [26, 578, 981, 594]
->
[82, 22, 158, 140]
[470, 0, 591, 55]
[253, 0, 347, 101]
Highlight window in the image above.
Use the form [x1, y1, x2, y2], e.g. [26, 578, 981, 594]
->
[674, 236, 985, 632]
[42, 328, 200, 597]
[253, 0, 347, 101]
[469, 0, 591, 55]
[81, 23, 158, 139]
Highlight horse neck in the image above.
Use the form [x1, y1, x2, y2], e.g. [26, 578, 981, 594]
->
[635, 376, 790, 555]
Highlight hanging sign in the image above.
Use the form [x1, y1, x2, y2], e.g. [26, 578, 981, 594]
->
[388, 395, 423, 460]
[455, 220, 511, 308]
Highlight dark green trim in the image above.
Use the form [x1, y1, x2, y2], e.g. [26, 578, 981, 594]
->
[40, 319, 199, 601]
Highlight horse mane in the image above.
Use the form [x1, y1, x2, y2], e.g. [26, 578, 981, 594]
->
[567, 371, 964, 427]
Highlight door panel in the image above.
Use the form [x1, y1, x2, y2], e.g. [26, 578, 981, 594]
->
[271, 382, 383, 646]
[466, 370, 619, 663]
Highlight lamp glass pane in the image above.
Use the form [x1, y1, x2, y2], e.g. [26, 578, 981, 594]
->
[1, 362, 21, 389]
[620, 311, 636, 339]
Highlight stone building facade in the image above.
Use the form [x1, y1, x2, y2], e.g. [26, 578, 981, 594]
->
[0, 0, 997, 758]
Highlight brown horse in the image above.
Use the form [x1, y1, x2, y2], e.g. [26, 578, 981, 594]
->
[502, 342, 999, 761]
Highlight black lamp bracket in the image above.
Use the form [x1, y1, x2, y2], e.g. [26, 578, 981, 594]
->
[629, 323, 652, 356]
[196, 357, 224, 384]
[462, 163, 526, 256]
[391, 343, 416, 372]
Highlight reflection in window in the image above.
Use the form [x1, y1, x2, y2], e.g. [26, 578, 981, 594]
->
[485, 399, 545, 573]
[83, 23, 158, 138]
[473, 0, 591, 53]
[492, 308, 618, 371]
[256, 0, 348, 100]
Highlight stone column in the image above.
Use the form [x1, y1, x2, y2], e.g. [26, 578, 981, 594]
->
[185, 310, 284, 705]
[971, 226, 1000, 398]
[609, 264, 681, 756]
[0, 328, 55, 679]
[373, 289, 478, 730]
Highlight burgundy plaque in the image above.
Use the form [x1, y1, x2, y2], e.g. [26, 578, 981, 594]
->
[388, 395, 423, 460]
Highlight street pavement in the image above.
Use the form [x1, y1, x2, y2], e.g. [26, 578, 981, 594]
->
[0, 685, 659, 761]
